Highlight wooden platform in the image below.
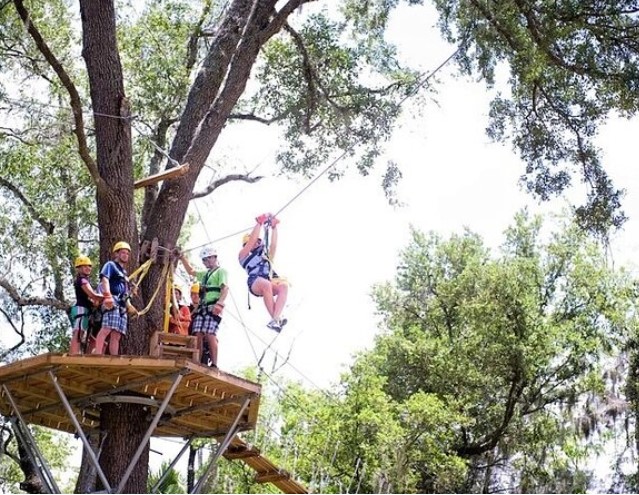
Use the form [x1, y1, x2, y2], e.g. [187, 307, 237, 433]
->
[0, 353, 260, 438]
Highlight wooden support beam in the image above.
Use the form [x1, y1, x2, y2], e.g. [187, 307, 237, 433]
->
[255, 469, 291, 484]
[134, 163, 189, 189]
[224, 445, 261, 459]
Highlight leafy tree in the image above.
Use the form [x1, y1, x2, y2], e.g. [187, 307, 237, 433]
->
[345, 1, 639, 233]
[369, 211, 639, 492]
[0, 424, 73, 493]
[2, 0, 638, 491]
[0, 0, 424, 491]
[147, 461, 185, 494]
[428, 0, 639, 234]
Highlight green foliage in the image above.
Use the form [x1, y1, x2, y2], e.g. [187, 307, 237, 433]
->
[247, 7, 421, 179]
[430, 0, 639, 234]
[147, 460, 185, 493]
[0, 426, 73, 493]
[370, 210, 639, 491]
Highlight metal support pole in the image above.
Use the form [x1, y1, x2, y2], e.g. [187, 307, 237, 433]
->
[150, 437, 194, 493]
[115, 372, 184, 494]
[2, 385, 60, 494]
[47, 371, 112, 493]
[191, 396, 251, 494]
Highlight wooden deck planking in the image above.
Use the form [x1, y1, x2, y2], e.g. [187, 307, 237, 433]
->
[0, 354, 261, 438]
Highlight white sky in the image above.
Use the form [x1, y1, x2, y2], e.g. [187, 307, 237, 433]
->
[178, 3, 639, 393]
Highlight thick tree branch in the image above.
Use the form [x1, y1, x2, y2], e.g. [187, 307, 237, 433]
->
[191, 173, 263, 199]
[12, 0, 101, 189]
[0, 277, 68, 311]
[0, 177, 54, 234]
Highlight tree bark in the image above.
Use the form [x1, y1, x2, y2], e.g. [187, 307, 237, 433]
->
[74, 432, 100, 494]
[16, 439, 44, 494]
[99, 403, 151, 492]
[79, 1, 147, 492]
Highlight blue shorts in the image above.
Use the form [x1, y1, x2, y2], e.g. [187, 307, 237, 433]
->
[100, 306, 128, 335]
[191, 312, 221, 335]
[247, 274, 269, 297]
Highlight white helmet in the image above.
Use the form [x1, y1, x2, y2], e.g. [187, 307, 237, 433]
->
[200, 246, 217, 259]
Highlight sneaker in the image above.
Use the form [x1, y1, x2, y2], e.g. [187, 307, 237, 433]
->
[279, 317, 288, 328]
[266, 319, 282, 332]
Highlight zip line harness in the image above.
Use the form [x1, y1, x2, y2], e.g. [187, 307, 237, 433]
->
[243, 215, 289, 311]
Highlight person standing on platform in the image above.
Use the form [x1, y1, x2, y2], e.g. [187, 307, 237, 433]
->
[168, 285, 191, 336]
[93, 241, 137, 355]
[68, 255, 103, 354]
[180, 247, 228, 368]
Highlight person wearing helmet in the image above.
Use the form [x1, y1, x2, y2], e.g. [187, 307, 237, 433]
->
[93, 241, 137, 355]
[168, 285, 191, 336]
[238, 213, 288, 332]
[68, 255, 104, 354]
[180, 246, 228, 367]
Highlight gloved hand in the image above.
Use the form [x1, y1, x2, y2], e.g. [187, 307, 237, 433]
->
[103, 293, 114, 311]
[256, 213, 272, 225]
[270, 216, 280, 227]
[212, 302, 224, 316]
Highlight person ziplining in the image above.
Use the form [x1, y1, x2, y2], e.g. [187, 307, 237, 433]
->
[239, 213, 289, 332]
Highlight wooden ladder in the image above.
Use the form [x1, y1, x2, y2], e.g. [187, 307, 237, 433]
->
[223, 436, 308, 494]
[149, 331, 200, 362]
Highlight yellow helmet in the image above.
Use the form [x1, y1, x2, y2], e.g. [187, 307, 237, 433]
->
[74, 255, 92, 268]
[172, 284, 183, 294]
[112, 241, 131, 253]
[242, 233, 251, 245]
[191, 282, 200, 293]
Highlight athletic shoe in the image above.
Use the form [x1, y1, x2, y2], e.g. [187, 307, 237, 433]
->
[266, 319, 282, 332]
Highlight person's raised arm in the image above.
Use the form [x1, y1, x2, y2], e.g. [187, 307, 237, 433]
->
[238, 214, 269, 260]
[180, 254, 195, 277]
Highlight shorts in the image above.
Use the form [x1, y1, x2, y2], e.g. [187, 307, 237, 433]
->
[191, 312, 222, 335]
[69, 306, 89, 332]
[247, 274, 269, 297]
[100, 306, 128, 335]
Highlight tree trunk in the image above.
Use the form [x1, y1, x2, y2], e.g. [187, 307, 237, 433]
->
[187, 445, 196, 493]
[16, 439, 44, 494]
[79, 1, 147, 492]
[74, 432, 99, 494]
[99, 403, 151, 492]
